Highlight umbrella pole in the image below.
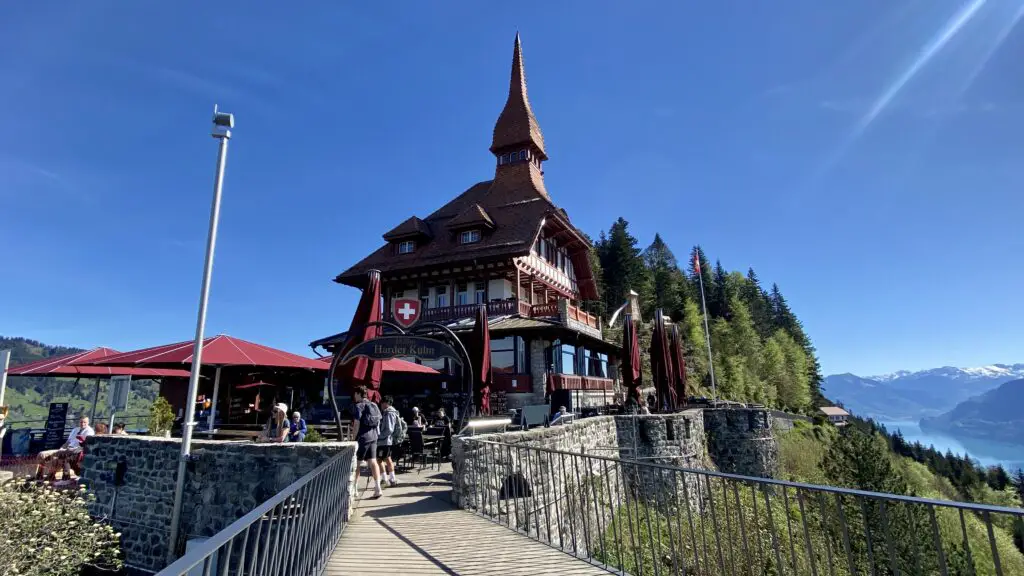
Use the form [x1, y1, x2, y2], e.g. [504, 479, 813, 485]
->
[90, 377, 101, 423]
[207, 367, 222, 431]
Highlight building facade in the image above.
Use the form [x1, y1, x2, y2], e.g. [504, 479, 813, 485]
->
[318, 34, 617, 413]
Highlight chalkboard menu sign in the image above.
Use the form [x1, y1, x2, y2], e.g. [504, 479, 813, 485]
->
[43, 402, 69, 450]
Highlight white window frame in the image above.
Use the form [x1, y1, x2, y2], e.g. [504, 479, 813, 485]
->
[397, 240, 415, 254]
[460, 229, 481, 244]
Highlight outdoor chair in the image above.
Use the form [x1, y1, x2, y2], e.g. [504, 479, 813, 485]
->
[407, 429, 441, 471]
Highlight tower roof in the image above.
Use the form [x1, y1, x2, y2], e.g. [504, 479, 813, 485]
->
[490, 33, 547, 160]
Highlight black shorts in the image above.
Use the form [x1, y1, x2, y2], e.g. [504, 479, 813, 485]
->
[357, 440, 377, 462]
[377, 444, 393, 459]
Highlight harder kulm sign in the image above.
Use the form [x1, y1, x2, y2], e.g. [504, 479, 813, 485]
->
[340, 335, 463, 366]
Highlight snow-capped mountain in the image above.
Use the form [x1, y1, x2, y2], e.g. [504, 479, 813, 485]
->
[824, 364, 1024, 422]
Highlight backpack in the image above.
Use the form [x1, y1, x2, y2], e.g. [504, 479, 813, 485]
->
[390, 411, 408, 446]
[359, 400, 381, 432]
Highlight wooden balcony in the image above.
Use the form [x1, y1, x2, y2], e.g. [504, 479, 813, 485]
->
[390, 297, 602, 340]
[548, 374, 614, 391]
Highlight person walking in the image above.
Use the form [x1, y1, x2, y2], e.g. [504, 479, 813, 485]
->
[349, 386, 383, 499]
[377, 396, 402, 487]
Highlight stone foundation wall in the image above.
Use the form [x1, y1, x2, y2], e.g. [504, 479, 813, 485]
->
[81, 436, 356, 573]
[703, 408, 778, 478]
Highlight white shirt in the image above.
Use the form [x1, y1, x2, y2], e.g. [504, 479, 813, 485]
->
[66, 425, 95, 449]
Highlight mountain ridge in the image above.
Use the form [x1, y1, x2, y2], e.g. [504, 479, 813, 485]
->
[823, 363, 1024, 422]
[920, 378, 1024, 446]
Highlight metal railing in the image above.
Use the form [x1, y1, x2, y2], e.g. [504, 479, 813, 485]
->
[457, 439, 1024, 576]
[156, 445, 356, 576]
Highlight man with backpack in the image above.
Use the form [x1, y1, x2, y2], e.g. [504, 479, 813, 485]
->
[377, 396, 405, 487]
[349, 386, 383, 499]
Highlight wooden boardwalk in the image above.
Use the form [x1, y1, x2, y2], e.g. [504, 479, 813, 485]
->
[327, 467, 611, 575]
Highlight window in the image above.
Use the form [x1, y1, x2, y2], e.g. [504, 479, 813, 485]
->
[456, 283, 469, 306]
[475, 284, 486, 304]
[550, 341, 576, 375]
[460, 230, 481, 244]
[583, 350, 608, 378]
[436, 285, 449, 308]
[502, 153, 511, 164]
[419, 286, 430, 310]
[491, 336, 527, 374]
[519, 150, 527, 160]
[397, 240, 415, 254]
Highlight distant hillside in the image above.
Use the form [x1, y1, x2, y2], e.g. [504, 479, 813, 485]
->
[823, 364, 1024, 421]
[1, 335, 156, 421]
[921, 379, 1024, 446]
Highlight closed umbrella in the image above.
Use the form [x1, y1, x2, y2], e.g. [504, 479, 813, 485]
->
[327, 270, 385, 438]
[669, 324, 688, 407]
[470, 304, 492, 415]
[651, 309, 677, 412]
[621, 313, 643, 408]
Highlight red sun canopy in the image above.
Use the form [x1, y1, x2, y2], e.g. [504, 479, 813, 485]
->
[7, 347, 191, 378]
[91, 335, 326, 370]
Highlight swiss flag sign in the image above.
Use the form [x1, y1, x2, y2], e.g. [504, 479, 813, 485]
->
[392, 298, 421, 328]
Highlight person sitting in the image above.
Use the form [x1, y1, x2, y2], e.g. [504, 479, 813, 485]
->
[551, 405, 567, 420]
[409, 407, 425, 428]
[288, 411, 307, 442]
[256, 403, 289, 443]
[94, 422, 109, 435]
[112, 422, 129, 435]
[433, 408, 451, 429]
[37, 415, 94, 480]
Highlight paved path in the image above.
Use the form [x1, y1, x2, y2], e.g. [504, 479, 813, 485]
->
[327, 467, 611, 575]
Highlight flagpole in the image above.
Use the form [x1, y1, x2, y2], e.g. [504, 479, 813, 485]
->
[695, 252, 717, 403]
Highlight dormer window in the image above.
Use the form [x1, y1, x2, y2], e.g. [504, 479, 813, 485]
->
[397, 240, 415, 254]
[460, 230, 481, 244]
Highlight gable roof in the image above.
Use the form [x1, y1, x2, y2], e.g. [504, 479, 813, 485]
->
[383, 216, 432, 241]
[446, 203, 495, 230]
[335, 180, 551, 285]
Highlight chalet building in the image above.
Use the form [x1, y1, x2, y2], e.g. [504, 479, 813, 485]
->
[819, 406, 850, 426]
[314, 34, 618, 413]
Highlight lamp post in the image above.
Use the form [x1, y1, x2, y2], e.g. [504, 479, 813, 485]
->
[167, 106, 234, 562]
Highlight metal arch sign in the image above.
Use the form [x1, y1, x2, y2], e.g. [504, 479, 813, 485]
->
[339, 335, 463, 366]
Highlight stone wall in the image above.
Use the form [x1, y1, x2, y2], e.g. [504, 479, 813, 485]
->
[703, 408, 778, 478]
[81, 436, 356, 573]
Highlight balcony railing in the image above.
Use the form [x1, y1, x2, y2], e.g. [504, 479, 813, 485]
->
[548, 373, 614, 391]
[392, 297, 602, 338]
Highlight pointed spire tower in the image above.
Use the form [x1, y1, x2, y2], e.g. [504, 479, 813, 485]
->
[490, 33, 550, 200]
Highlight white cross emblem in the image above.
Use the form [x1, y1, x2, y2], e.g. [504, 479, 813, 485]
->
[397, 303, 416, 320]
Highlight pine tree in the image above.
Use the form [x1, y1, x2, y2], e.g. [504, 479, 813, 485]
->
[642, 233, 684, 319]
[710, 260, 732, 319]
[823, 428, 935, 574]
[1014, 469, 1024, 507]
[597, 218, 651, 318]
[769, 330, 811, 412]
[742, 268, 773, 338]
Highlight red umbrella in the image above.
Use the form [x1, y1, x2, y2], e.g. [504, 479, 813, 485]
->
[621, 313, 643, 406]
[8, 347, 190, 378]
[470, 304, 492, 415]
[91, 335, 325, 370]
[334, 270, 384, 402]
[669, 324, 688, 406]
[650, 309, 677, 412]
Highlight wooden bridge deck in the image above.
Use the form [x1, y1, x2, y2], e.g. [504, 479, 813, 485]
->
[327, 467, 610, 576]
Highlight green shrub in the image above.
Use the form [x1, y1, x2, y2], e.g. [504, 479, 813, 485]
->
[303, 428, 324, 443]
[0, 481, 123, 576]
[148, 396, 174, 436]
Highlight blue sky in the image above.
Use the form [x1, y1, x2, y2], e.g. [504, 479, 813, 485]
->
[2, 1, 1022, 377]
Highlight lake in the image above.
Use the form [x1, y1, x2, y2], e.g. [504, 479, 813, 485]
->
[880, 421, 1024, 472]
